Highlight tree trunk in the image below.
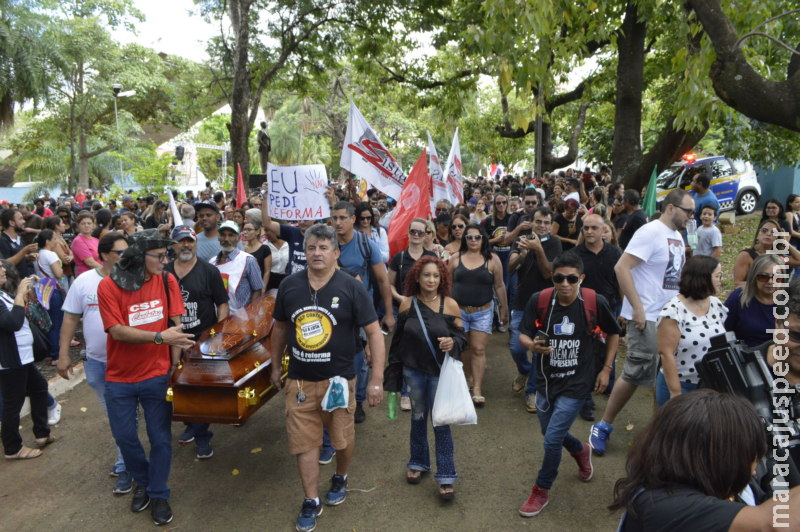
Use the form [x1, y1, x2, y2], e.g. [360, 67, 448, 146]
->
[0, 91, 13, 133]
[624, 119, 708, 189]
[611, 1, 647, 184]
[78, 129, 89, 190]
[687, 0, 800, 132]
[228, 0, 253, 192]
[540, 103, 589, 172]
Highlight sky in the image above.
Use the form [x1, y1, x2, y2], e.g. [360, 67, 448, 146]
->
[113, 0, 218, 62]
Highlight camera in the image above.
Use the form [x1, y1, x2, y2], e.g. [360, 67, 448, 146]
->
[697, 332, 800, 493]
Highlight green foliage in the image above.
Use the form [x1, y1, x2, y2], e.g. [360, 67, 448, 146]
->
[129, 150, 175, 195]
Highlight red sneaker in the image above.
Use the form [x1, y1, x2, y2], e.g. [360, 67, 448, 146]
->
[518, 484, 549, 517]
[572, 442, 594, 481]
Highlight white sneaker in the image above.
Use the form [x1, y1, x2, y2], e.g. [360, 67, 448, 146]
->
[399, 395, 412, 411]
[48, 402, 62, 426]
[525, 394, 537, 414]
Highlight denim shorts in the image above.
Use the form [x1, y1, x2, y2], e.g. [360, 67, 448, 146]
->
[459, 302, 494, 334]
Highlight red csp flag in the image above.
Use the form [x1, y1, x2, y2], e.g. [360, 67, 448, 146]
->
[236, 163, 247, 208]
[388, 148, 432, 258]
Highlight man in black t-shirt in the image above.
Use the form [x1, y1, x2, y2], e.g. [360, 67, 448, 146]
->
[618, 189, 647, 250]
[0, 209, 38, 278]
[508, 207, 562, 410]
[165, 225, 230, 459]
[517, 253, 620, 518]
[270, 224, 385, 532]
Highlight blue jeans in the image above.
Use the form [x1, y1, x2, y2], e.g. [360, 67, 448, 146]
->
[655, 372, 699, 407]
[354, 350, 367, 404]
[105, 375, 172, 499]
[403, 367, 457, 484]
[509, 310, 537, 395]
[84, 357, 126, 473]
[535, 394, 585, 490]
[181, 422, 213, 446]
[46, 288, 64, 360]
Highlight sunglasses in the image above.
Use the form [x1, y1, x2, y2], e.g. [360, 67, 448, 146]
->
[552, 274, 580, 284]
[495, 201, 507, 205]
[755, 272, 775, 282]
[409, 229, 425, 236]
[465, 234, 482, 241]
[451, 223, 465, 230]
[359, 216, 373, 221]
[525, 200, 538, 206]
[435, 208, 447, 214]
[673, 205, 693, 216]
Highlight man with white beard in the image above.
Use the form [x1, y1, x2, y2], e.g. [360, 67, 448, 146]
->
[165, 225, 230, 458]
[210, 221, 263, 313]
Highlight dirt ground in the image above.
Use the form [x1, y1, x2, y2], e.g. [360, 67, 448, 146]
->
[1, 331, 654, 532]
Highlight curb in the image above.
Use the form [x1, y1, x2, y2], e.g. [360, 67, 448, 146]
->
[21, 362, 87, 419]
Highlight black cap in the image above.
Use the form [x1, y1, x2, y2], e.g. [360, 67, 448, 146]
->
[194, 201, 220, 213]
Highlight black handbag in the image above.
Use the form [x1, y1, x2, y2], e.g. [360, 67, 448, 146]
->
[30, 320, 51, 362]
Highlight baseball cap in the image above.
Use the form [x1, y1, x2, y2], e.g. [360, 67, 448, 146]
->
[219, 220, 240, 234]
[171, 225, 197, 241]
[195, 201, 220, 213]
[121, 194, 133, 202]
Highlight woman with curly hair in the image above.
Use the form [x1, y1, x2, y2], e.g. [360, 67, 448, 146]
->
[386, 255, 466, 500]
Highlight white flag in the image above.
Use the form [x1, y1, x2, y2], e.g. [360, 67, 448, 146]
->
[444, 128, 464, 204]
[340, 100, 406, 199]
[168, 190, 182, 227]
[427, 131, 447, 210]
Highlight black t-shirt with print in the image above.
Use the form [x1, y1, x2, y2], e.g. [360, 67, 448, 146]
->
[279, 224, 307, 275]
[519, 291, 620, 400]
[165, 259, 229, 340]
[481, 213, 511, 252]
[621, 487, 745, 532]
[552, 213, 583, 251]
[274, 269, 378, 381]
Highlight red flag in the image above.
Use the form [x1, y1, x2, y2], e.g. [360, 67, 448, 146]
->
[388, 149, 432, 258]
[236, 163, 246, 208]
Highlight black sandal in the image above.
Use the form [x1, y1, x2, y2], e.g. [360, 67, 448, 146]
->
[438, 484, 455, 501]
[406, 470, 423, 484]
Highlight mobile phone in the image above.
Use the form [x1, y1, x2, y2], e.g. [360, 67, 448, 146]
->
[534, 331, 549, 343]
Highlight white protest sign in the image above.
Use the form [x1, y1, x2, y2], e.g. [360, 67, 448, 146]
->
[266, 163, 330, 221]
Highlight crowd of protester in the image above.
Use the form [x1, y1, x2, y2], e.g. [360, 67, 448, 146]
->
[0, 167, 799, 530]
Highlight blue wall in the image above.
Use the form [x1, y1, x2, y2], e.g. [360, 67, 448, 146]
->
[756, 166, 800, 207]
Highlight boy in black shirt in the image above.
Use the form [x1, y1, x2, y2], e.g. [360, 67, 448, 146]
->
[517, 253, 620, 518]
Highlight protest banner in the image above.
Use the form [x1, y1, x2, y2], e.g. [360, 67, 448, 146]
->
[427, 131, 447, 210]
[388, 149, 432, 257]
[266, 163, 330, 221]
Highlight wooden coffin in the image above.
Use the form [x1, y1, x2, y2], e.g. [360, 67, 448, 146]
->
[168, 295, 288, 425]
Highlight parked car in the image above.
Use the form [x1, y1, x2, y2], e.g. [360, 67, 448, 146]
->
[656, 154, 761, 214]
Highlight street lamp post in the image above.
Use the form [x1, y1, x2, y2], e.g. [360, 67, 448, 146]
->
[112, 84, 136, 184]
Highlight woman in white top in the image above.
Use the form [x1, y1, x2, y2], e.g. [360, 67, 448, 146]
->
[36, 229, 65, 365]
[470, 198, 488, 224]
[264, 224, 288, 291]
[0, 263, 53, 459]
[656, 255, 727, 406]
[355, 202, 390, 262]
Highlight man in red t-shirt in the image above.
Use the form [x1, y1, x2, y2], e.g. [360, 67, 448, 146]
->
[98, 229, 194, 526]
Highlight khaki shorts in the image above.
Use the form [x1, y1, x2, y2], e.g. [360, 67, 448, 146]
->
[284, 378, 356, 455]
[620, 320, 659, 387]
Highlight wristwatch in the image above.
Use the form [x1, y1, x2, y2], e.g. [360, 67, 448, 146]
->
[154, 331, 164, 345]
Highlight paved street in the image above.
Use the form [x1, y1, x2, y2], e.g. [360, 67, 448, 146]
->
[1, 333, 653, 531]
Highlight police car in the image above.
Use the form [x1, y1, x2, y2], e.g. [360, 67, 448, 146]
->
[656, 154, 761, 214]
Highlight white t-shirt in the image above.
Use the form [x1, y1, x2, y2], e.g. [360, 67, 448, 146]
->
[0, 291, 33, 369]
[565, 191, 581, 203]
[658, 296, 727, 384]
[620, 220, 687, 322]
[37, 248, 61, 278]
[695, 225, 722, 256]
[62, 269, 107, 362]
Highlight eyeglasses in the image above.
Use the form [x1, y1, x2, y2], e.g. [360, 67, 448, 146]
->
[465, 234, 482, 241]
[241, 227, 255, 232]
[358, 216, 373, 221]
[450, 223, 465, 230]
[145, 252, 169, 262]
[525, 200, 538, 206]
[108, 249, 125, 256]
[755, 272, 775, 282]
[409, 229, 425, 236]
[552, 274, 580, 284]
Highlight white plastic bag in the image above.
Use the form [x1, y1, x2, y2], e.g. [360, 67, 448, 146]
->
[432, 355, 477, 426]
[321, 376, 349, 412]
